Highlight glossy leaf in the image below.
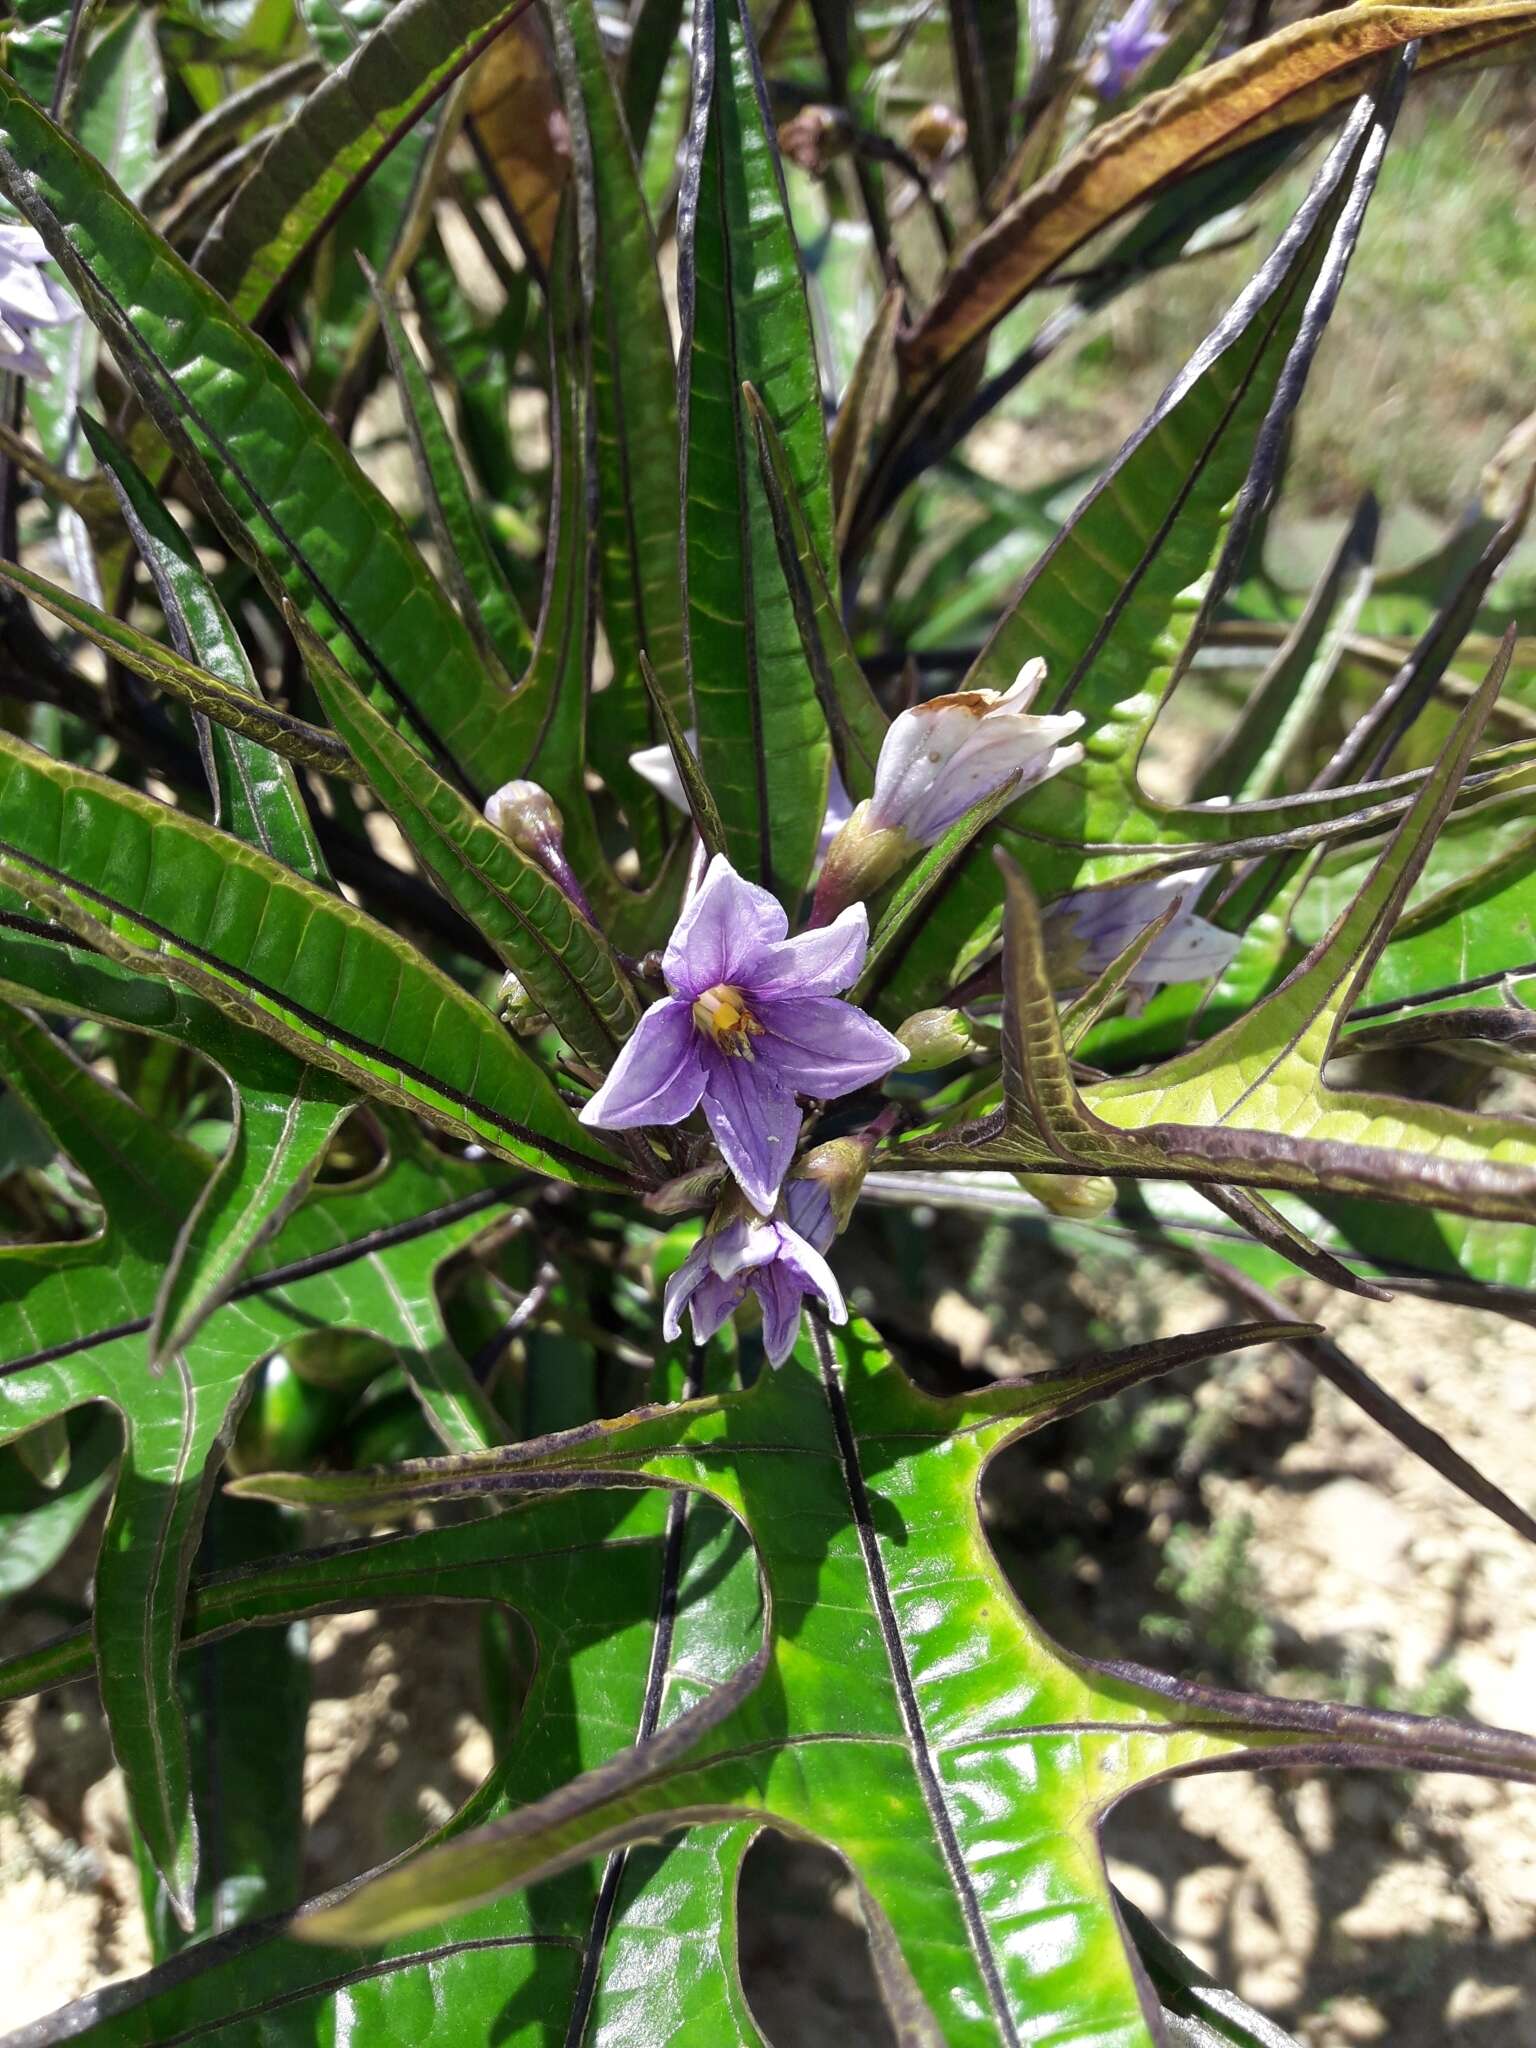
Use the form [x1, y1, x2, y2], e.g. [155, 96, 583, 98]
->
[554, 0, 688, 865]
[370, 269, 533, 683]
[678, 0, 835, 905]
[0, 1408, 117, 1602]
[2, 1443, 764, 2045]
[196, 0, 535, 322]
[0, 552, 358, 779]
[296, 618, 643, 1071]
[23, 6, 163, 603]
[83, 413, 333, 886]
[900, 652, 1536, 1223]
[0, 66, 529, 805]
[0, 998, 518, 1920]
[245, 1320, 1536, 2047]
[0, 731, 632, 1187]
[863, 84, 1399, 1020]
[751, 386, 888, 803]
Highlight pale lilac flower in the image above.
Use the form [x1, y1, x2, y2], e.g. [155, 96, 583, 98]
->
[0, 224, 75, 379]
[1086, 0, 1168, 100]
[1043, 872, 1239, 991]
[630, 729, 852, 867]
[663, 1181, 843, 1365]
[812, 658, 1082, 922]
[580, 853, 907, 1212]
[867, 659, 1082, 848]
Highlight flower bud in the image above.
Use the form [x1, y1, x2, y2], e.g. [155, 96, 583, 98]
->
[1014, 1171, 1116, 1220]
[895, 1006, 985, 1071]
[793, 1134, 877, 1234]
[483, 778, 593, 919]
[496, 970, 549, 1037]
[904, 102, 966, 168]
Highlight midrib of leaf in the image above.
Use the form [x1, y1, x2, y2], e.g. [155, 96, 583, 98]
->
[563, 1481, 690, 2045]
[813, 1319, 1020, 2048]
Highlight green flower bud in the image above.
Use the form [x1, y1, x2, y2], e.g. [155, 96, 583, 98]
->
[895, 1006, 984, 1070]
[795, 1133, 877, 1232]
[1014, 1172, 1116, 1220]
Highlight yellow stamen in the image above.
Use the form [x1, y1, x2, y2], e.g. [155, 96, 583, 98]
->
[692, 984, 761, 1057]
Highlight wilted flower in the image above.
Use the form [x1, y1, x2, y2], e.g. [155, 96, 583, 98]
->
[813, 659, 1082, 920]
[777, 104, 851, 176]
[662, 1180, 844, 1366]
[1043, 873, 1239, 991]
[0, 222, 75, 379]
[580, 853, 907, 1212]
[1086, 0, 1168, 100]
[631, 729, 852, 868]
[483, 777, 593, 920]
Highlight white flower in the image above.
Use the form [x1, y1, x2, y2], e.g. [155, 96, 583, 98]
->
[0, 224, 76, 379]
[866, 659, 1082, 849]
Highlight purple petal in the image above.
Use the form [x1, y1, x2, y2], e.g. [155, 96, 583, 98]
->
[700, 1050, 801, 1213]
[686, 1268, 747, 1344]
[661, 1239, 713, 1341]
[1145, 914, 1240, 985]
[745, 904, 869, 999]
[753, 1264, 809, 1367]
[782, 1179, 836, 1253]
[753, 995, 908, 1099]
[663, 854, 788, 998]
[579, 1000, 705, 1129]
[815, 765, 853, 868]
[709, 1217, 786, 1281]
[772, 1223, 846, 1324]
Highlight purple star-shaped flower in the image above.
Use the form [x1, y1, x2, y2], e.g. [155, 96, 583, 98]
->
[663, 1181, 844, 1365]
[579, 854, 907, 1212]
[1086, 0, 1168, 100]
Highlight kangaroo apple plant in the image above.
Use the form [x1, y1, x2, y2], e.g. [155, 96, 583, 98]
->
[0, 3, 1534, 2044]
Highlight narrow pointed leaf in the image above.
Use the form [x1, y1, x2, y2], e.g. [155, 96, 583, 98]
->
[83, 413, 333, 887]
[0, 732, 633, 1187]
[554, 0, 687, 867]
[751, 386, 888, 803]
[0, 1040, 523, 1923]
[865, 87, 1394, 1017]
[0, 74, 529, 804]
[370, 268, 533, 683]
[196, 0, 536, 323]
[0, 553, 358, 778]
[678, 0, 834, 904]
